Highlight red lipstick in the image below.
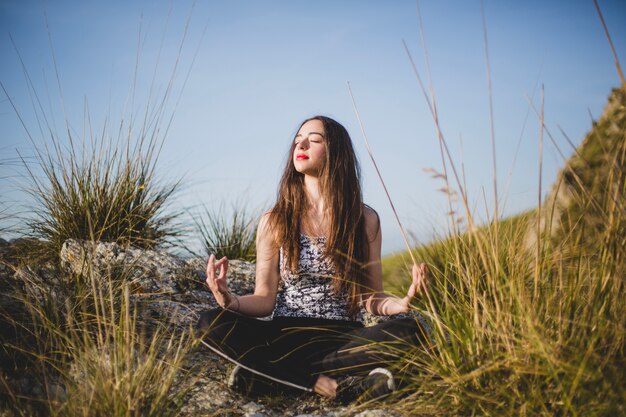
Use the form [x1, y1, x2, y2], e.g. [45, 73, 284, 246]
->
[296, 154, 309, 160]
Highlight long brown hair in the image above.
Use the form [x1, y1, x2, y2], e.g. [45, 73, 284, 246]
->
[268, 115, 369, 317]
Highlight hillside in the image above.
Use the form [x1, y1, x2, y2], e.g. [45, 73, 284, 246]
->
[375, 85, 625, 415]
[383, 85, 626, 286]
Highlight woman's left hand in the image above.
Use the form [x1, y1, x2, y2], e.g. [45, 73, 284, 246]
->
[393, 262, 429, 313]
[406, 262, 429, 301]
[364, 262, 429, 315]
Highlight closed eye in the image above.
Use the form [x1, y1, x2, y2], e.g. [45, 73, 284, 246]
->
[308, 132, 324, 143]
[294, 132, 325, 146]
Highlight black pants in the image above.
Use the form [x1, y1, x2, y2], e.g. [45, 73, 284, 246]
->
[197, 308, 427, 390]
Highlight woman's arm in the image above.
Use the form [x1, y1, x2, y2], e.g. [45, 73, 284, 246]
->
[205, 212, 280, 317]
[360, 207, 428, 316]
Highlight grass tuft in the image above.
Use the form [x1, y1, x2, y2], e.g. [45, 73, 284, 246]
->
[194, 203, 258, 262]
[20, 133, 181, 264]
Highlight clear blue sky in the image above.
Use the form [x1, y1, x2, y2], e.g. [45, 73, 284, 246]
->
[1, 0, 625, 254]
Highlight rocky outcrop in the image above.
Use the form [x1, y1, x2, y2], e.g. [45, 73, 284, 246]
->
[58, 239, 433, 332]
[1, 238, 410, 417]
[58, 239, 265, 331]
[61, 238, 215, 330]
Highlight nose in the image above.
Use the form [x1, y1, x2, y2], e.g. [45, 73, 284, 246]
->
[296, 139, 309, 150]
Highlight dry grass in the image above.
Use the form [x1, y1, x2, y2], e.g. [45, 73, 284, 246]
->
[378, 86, 626, 416]
[0, 255, 198, 417]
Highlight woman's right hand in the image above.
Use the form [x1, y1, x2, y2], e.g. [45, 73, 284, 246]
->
[205, 254, 236, 309]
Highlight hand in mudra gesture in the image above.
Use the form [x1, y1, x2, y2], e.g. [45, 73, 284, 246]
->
[407, 262, 429, 300]
[205, 254, 237, 310]
[397, 262, 429, 312]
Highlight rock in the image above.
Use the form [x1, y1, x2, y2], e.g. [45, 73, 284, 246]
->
[242, 401, 265, 415]
[354, 410, 403, 417]
[60, 239, 182, 295]
[58, 239, 261, 331]
[4, 238, 407, 417]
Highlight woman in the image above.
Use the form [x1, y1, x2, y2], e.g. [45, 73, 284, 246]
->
[198, 115, 429, 403]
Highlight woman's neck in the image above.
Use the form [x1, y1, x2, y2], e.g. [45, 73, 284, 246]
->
[302, 175, 328, 236]
[303, 175, 324, 212]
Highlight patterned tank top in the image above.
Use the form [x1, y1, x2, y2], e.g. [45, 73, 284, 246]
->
[274, 234, 363, 322]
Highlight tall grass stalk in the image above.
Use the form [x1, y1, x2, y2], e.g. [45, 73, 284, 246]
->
[348, 83, 448, 343]
[347, 83, 415, 265]
[534, 86, 545, 301]
[414, 2, 456, 238]
[593, 0, 626, 86]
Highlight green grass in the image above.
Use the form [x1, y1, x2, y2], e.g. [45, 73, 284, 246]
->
[378, 87, 626, 417]
[194, 202, 258, 262]
[20, 133, 181, 264]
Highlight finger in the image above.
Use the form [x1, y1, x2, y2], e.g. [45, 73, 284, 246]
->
[420, 263, 429, 289]
[205, 255, 217, 288]
[205, 274, 216, 291]
[214, 256, 228, 267]
[218, 257, 229, 279]
[213, 266, 223, 281]
[212, 257, 227, 279]
[212, 256, 228, 278]
[410, 263, 427, 296]
[206, 254, 216, 275]
[412, 264, 423, 285]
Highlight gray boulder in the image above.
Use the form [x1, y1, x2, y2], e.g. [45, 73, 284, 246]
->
[59, 239, 256, 330]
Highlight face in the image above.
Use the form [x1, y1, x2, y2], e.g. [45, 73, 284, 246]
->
[293, 119, 327, 176]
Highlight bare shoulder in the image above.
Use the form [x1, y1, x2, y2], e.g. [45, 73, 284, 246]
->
[362, 204, 381, 241]
[363, 205, 379, 224]
[257, 211, 272, 229]
[257, 211, 278, 245]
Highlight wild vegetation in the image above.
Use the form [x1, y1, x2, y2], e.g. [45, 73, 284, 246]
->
[1, 6, 624, 415]
[0, 264, 197, 417]
[0, 128, 197, 416]
[18, 133, 182, 265]
[381, 86, 625, 416]
[2, 86, 623, 416]
[1, 23, 194, 415]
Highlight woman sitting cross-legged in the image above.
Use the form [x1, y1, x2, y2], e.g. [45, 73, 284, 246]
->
[197, 115, 431, 404]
